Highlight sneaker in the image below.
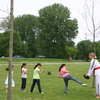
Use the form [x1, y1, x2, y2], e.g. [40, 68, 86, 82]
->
[82, 84, 87, 86]
[64, 94, 66, 95]
[40, 92, 44, 94]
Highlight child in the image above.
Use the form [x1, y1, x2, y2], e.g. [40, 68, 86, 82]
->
[21, 63, 28, 92]
[86, 53, 100, 98]
[58, 64, 87, 95]
[5, 65, 15, 91]
[30, 63, 44, 93]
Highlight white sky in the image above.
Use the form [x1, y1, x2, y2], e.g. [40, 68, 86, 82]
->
[0, 0, 100, 44]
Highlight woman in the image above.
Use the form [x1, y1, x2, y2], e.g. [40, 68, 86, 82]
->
[86, 53, 100, 98]
[58, 64, 87, 95]
[30, 63, 44, 93]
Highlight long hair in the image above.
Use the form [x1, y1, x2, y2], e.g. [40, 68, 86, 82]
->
[21, 63, 27, 73]
[59, 64, 66, 72]
[34, 63, 42, 69]
[5, 65, 14, 71]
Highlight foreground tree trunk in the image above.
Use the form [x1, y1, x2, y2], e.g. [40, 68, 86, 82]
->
[7, 0, 14, 100]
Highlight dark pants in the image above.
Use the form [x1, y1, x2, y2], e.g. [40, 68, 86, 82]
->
[63, 75, 83, 94]
[30, 79, 42, 93]
[21, 78, 26, 90]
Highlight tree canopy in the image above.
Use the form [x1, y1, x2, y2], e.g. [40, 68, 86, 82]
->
[37, 3, 78, 58]
[0, 31, 27, 57]
[14, 14, 38, 57]
[77, 40, 93, 61]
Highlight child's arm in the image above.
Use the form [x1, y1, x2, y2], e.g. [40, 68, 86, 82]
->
[38, 69, 44, 75]
[58, 72, 63, 78]
[23, 69, 28, 74]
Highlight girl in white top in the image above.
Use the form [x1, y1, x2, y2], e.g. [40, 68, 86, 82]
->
[21, 63, 28, 92]
[5, 65, 15, 91]
[86, 53, 100, 98]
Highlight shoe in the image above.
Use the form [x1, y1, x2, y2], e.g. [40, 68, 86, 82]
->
[40, 92, 44, 94]
[64, 94, 66, 95]
[82, 84, 87, 86]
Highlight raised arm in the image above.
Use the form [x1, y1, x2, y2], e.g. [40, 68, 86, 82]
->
[38, 69, 44, 75]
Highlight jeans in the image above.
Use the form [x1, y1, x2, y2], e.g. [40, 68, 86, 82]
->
[30, 79, 42, 93]
[21, 78, 26, 90]
[63, 75, 83, 94]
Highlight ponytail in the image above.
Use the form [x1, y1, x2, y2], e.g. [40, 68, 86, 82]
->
[21, 63, 27, 73]
[5, 68, 9, 71]
[5, 65, 14, 71]
[34, 63, 42, 69]
[59, 64, 66, 72]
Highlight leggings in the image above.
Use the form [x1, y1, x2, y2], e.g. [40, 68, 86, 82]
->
[21, 78, 26, 90]
[30, 79, 42, 93]
[63, 75, 83, 94]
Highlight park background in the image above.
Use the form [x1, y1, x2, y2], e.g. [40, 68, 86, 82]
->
[0, 0, 100, 100]
[0, 58, 96, 100]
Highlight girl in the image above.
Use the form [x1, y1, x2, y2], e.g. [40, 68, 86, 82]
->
[21, 63, 28, 92]
[30, 63, 44, 93]
[86, 53, 100, 98]
[5, 65, 15, 91]
[58, 64, 87, 95]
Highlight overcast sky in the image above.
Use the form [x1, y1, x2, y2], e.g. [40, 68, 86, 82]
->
[0, 0, 100, 44]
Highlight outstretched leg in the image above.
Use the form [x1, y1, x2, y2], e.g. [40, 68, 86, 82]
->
[69, 75, 83, 85]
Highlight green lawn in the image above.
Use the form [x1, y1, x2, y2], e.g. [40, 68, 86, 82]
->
[0, 58, 96, 100]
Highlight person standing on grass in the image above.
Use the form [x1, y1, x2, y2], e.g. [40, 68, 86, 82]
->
[30, 63, 44, 93]
[5, 65, 15, 91]
[58, 64, 87, 95]
[21, 63, 28, 92]
[85, 53, 100, 98]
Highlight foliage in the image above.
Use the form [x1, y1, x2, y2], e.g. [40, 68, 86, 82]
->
[0, 18, 10, 31]
[77, 40, 93, 61]
[37, 3, 78, 58]
[95, 41, 100, 58]
[14, 14, 38, 57]
[0, 31, 28, 57]
[65, 46, 77, 59]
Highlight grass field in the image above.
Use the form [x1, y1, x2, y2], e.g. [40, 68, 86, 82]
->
[0, 58, 97, 100]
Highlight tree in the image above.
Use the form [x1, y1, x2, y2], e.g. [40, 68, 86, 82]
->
[13, 14, 38, 57]
[82, 0, 100, 54]
[0, 18, 10, 31]
[37, 3, 78, 58]
[77, 40, 93, 61]
[65, 46, 77, 59]
[95, 41, 100, 58]
[0, 31, 27, 57]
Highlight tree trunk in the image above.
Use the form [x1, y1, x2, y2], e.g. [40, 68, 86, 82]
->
[7, 0, 14, 100]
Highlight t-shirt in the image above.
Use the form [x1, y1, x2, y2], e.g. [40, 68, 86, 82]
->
[33, 67, 40, 79]
[60, 67, 69, 77]
[21, 68, 27, 78]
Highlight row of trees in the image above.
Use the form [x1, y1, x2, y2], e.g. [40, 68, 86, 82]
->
[0, 3, 99, 60]
[0, 31, 100, 61]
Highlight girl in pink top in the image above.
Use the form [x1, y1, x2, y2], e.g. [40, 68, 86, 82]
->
[58, 64, 87, 95]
